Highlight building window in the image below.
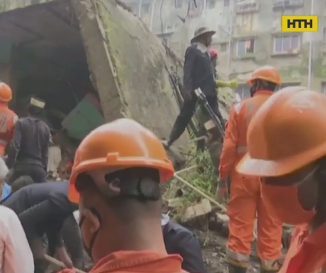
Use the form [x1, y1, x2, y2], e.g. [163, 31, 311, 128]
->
[141, 3, 150, 14]
[273, 35, 300, 54]
[322, 82, 326, 95]
[219, 42, 228, 52]
[236, 38, 255, 57]
[224, 0, 230, 7]
[323, 27, 326, 42]
[208, 0, 216, 9]
[235, 84, 251, 100]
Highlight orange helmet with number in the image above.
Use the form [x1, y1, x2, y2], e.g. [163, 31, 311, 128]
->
[0, 82, 12, 102]
[237, 86, 326, 177]
[246, 66, 281, 86]
[69, 118, 174, 202]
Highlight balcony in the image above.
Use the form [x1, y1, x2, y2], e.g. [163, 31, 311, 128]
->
[273, 0, 304, 11]
[236, 2, 259, 14]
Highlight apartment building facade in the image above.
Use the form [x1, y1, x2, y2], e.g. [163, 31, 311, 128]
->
[122, 0, 326, 99]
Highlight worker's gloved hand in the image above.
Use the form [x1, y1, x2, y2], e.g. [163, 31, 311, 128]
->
[56, 246, 73, 269]
[216, 79, 238, 89]
[228, 79, 238, 89]
[216, 176, 229, 202]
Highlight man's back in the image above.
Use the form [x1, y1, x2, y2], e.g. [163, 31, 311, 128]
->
[15, 117, 50, 166]
[233, 90, 274, 153]
[184, 43, 216, 96]
[2, 181, 71, 214]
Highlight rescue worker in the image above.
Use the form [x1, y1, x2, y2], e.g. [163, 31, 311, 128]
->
[236, 86, 326, 273]
[218, 66, 283, 273]
[59, 118, 186, 273]
[162, 214, 207, 273]
[0, 82, 18, 156]
[7, 97, 51, 183]
[163, 26, 237, 149]
[1, 181, 80, 273]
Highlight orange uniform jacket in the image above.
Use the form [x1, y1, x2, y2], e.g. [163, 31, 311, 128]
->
[0, 104, 17, 156]
[58, 251, 188, 273]
[280, 223, 326, 273]
[219, 90, 274, 179]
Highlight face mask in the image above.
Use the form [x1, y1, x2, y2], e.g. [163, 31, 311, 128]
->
[79, 208, 101, 260]
[261, 183, 316, 225]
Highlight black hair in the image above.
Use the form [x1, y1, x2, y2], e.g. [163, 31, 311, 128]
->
[253, 79, 277, 92]
[27, 104, 43, 117]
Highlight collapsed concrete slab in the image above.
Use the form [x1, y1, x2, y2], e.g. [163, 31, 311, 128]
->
[71, 0, 188, 145]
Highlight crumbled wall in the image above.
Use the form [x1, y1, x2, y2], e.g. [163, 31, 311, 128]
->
[72, 0, 187, 144]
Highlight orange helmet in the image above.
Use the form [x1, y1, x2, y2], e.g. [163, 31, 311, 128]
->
[0, 82, 12, 102]
[246, 66, 281, 86]
[237, 86, 326, 177]
[69, 118, 174, 202]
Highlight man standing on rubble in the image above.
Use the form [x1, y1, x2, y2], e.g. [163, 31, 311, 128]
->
[59, 118, 186, 273]
[218, 66, 284, 273]
[7, 97, 50, 183]
[0, 82, 18, 157]
[163, 26, 237, 149]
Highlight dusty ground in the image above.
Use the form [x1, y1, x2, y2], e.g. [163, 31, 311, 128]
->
[195, 229, 260, 273]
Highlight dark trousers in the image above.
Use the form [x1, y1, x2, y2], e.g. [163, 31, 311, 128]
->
[10, 164, 47, 184]
[169, 94, 224, 145]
